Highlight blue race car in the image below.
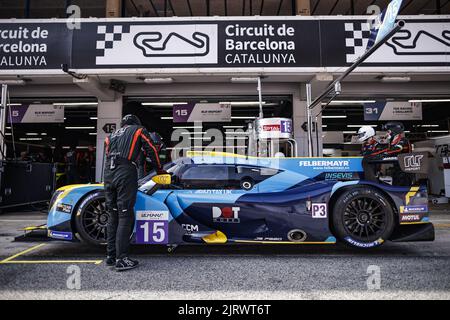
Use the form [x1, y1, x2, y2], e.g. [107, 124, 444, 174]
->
[47, 152, 434, 249]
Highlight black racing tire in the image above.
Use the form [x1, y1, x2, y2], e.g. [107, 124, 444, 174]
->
[240, 177, 254, 191]
[74, 191, 107, 246]
[332, 186, 395, 249]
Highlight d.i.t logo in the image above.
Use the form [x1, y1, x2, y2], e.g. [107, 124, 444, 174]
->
[212, 206, 240, 223]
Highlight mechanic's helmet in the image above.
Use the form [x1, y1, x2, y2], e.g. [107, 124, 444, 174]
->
[357, 126, 376, 142]
[382, 122, 405, 135]
[121, 114, 141, 127]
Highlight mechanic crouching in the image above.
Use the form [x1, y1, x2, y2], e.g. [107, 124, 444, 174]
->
[104, 114, 164, 271]
[357, 122, 411, 184]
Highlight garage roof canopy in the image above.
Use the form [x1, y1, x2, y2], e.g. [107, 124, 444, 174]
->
[1, 0, 449, 19]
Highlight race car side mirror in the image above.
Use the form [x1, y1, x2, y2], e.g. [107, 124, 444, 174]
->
[151, 174, 172, 185]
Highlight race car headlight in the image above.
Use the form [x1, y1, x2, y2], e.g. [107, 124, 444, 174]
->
[49, 190, 63, 210]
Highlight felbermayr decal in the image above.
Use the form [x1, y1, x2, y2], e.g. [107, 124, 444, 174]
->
[345, 21, 450, 64]
[299, 160, 351, 171]
[95, 24, 218, 65]
[223, 23, 297, 65]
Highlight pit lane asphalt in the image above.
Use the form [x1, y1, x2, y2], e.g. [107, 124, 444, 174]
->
[0, 209, 449, 300]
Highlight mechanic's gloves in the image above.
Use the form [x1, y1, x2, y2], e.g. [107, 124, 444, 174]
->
[157, 169, 168, 175]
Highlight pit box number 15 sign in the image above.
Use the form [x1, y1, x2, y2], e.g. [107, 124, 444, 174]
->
[136, 210, 169, 244]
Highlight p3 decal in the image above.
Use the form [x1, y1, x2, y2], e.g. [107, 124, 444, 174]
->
[312, 203, 327, 219]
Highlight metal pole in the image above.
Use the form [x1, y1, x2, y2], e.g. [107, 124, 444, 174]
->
[306, 83, 313, 157]
[0, 85, 7, 161]
[308, 21, 405, 112]
[257, 76, 263, 119]
[305, 20, 404, 158]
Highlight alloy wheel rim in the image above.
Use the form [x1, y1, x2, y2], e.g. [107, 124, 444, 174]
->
[81, 198, 107, 242]
[343, 196, 386, 241]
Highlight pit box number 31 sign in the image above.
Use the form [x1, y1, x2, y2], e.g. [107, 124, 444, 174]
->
[136, 211, 169, 244]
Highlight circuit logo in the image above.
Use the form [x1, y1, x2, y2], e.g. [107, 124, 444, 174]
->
[212, 206, 240, 223]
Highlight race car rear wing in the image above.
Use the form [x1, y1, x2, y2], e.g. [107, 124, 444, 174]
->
[397, 152, 430, 174]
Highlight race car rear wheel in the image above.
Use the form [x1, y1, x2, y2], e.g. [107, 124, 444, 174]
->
[332, 187, 395, 249]
[74, 191, 107, 246]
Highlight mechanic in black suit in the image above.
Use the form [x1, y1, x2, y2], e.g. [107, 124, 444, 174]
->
[103, 114, 164, 271]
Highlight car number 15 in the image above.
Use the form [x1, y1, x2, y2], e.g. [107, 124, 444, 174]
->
[136, 220, 169, 244]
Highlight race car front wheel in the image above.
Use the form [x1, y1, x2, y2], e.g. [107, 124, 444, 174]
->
[332, 187, 395, 249]
[74, 191, 107, 246]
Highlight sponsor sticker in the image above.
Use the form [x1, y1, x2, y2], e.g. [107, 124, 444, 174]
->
[344, 237, 384, 248]
[400, 214, 421, 222]
[254, 237, 283, 241]
[56, 203, 73, 213]
[212, 206, 240, 223]
[136, 210, 169, 221]
[311, 203, 327, 219]
[182, 224, 199, 232]
[324, 172, 357, 181]
[48, 230, 73, 240]
[262, 124, 281, 132]
[299, 160, 351, 171]
[400, 205, 428, 214]
[398, 152, 429, 174]
[194, 190, 232, 195]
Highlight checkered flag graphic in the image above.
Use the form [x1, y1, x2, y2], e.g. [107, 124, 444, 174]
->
[344, 22, 371, 63]
[96, 25, 130, 57]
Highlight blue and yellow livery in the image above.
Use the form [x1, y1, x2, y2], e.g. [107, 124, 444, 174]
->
[47, 152, 434, 249]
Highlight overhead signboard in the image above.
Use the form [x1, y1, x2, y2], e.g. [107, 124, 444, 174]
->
[173, 103, 231, 123]
[73, 21, 320, 68]
[364, 101, 422, 121]
[8, 104, 64, 123]
[0, 17, 448, 71]
[0, 23, 72, 70]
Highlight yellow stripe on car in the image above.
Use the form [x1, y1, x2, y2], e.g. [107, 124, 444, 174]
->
[234, 240, 336, 244]
[186, 150, 363, 160]
[50, 183, 104, 211]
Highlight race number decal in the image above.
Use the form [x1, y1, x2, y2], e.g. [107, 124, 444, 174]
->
[136, 211, 169, 244]
[311, 203, 327, 219]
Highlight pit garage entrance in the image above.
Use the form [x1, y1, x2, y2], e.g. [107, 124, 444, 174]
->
[4, 98, 98, 188]
[123, 95, 293, 161]
[322, 99, 450, 157]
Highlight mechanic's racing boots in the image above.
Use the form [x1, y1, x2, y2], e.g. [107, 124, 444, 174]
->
[115, 257, 139, 272]
[106, 256, 116, 267]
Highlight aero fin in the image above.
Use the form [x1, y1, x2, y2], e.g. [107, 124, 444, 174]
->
[202, 231, 227, 244]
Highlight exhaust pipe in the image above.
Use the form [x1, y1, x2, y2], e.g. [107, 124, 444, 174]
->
[288, 229, 307, 242]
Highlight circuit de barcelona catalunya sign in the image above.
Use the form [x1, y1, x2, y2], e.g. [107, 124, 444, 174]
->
[0, 16, 448, 70]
